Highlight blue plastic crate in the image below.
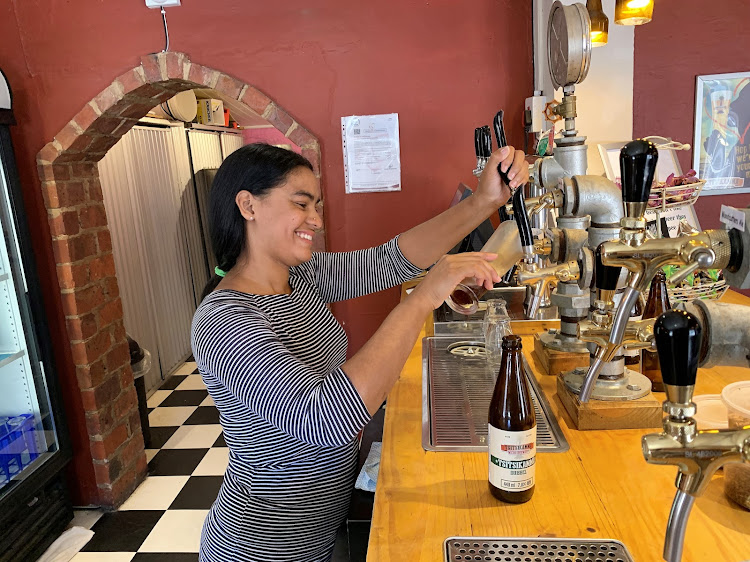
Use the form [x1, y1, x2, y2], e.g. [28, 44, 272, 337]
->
[0, 414, 39, 483]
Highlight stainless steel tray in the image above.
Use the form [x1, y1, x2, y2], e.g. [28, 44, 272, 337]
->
[422, 336, 568, 453]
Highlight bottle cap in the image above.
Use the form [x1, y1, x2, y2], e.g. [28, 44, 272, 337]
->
[501, 334, 522, 350]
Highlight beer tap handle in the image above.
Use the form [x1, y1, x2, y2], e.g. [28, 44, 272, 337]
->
[512, 188, 534, 255]
[491, 112, 513, 188]
[595, 243, 621, 293]
[474, 127, 483, 160]
[493, 110, 508, 150]
[482, 126, 493, 158]
[620, 140, 658, 221]
[620, 139, 659, 206]
[654, 310, 701, 393]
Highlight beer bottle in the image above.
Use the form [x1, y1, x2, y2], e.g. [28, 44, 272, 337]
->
[488, 335, 536, 503]
[622, 297, 643, 371]
[642, 269, 671, 392]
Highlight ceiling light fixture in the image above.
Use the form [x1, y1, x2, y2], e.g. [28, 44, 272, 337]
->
[586, 0, 609, 47]
[615, 0, 654, 26]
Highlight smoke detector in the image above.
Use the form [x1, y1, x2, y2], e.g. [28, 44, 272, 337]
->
[145, 0, 181, 8]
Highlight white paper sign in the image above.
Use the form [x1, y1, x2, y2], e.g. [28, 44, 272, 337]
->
[720, 205, 746, 232]
[341, 113, 401, 193]
[644, 206, 701, 238]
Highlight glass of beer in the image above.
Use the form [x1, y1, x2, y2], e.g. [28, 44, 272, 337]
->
[445, 221, 523, 315]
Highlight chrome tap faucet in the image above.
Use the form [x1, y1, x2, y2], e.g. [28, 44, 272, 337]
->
[512, 187, 547, 318]
[642, 310, 750, 562]
[517, 259, 581, 319]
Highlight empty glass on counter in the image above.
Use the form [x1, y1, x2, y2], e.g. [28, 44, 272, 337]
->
[445, 220, 523, 315]
[483, 299, 512, 373]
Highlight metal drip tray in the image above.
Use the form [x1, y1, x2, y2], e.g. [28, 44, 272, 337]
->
[422, 337, 568, 453]
[444, 537, 635, 562]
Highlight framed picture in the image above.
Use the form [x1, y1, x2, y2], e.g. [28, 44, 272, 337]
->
[693, 72, 750, 195]
[597, 140, 701, 238]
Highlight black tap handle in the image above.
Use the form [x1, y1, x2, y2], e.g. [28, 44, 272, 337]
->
[654, 310, 702, 387]
[512, 187, 533, 248]
[492, 112, 513, 187]
[482, 126, 493, 158]
[474, 128, 483, 159]
[493, 111, 508, 149]
[498, 205, 510, 223]
[594, 243, 621, 291]
[620, 139, 659, 204]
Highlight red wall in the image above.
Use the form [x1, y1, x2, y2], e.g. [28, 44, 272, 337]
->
[1, 1, 532, 500]
[633, 0, 750, 228]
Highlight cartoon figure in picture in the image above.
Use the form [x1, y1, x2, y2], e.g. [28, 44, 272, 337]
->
[702, 85, 739, 181]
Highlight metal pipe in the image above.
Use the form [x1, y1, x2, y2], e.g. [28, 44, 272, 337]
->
[664, 491, 695, 562]
[563, 175, 623, 226]
[684, 300, 750, 369]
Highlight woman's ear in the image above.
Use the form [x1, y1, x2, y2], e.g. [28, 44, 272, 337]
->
[235, 191, 256, 221]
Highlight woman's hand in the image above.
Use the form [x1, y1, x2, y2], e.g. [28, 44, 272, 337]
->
[475, 146, 530, 209]
[409, 252, 501, 310]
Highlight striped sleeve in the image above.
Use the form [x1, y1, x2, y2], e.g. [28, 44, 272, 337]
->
[302, 235, 424, 303]
[191, 301, 371, 447]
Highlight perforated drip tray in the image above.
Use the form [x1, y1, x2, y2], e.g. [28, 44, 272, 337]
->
[444, 537, 635, 562]
[422, 337, 568, 453]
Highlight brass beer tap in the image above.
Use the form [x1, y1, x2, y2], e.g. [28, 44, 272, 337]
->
[642, 310, 750, 562]
[517, 259, 581, 319]
[579, 140, 742, 401]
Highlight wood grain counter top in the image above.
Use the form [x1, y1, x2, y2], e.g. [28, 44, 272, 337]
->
[367, 290, 750, 561]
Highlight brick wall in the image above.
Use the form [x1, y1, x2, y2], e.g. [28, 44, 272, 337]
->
[36, 52, 321, 507]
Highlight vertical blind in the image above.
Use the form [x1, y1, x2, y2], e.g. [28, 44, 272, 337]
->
[98, 125, 244, 392]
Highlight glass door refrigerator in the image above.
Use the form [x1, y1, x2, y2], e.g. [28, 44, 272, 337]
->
[0, 69, 73, 561]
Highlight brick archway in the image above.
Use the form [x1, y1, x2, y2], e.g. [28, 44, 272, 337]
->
[36, 52, 321, 507]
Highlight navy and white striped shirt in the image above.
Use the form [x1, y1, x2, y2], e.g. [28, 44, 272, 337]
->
[191, 237, 422, 562]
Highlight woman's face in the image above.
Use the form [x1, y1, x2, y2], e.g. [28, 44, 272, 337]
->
[247, 166, 323, 267]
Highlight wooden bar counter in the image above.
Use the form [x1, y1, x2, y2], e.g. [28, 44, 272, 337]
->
[367, 290, 750, 561]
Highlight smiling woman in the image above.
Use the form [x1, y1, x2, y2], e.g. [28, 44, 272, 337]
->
[234, 166, 324, 285]
[200, 144, 316, 298]
[190, 142, 529, 561]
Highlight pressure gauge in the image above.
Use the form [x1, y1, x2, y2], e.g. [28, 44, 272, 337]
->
[547, 1, 592, 89]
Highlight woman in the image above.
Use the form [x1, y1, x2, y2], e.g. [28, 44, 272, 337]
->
[191, 142, 528, 562]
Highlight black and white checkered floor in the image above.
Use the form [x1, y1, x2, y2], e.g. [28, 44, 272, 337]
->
[68, 361, 369, 562]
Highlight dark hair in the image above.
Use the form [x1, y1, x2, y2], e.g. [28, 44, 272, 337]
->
[200, 143, 313, 299]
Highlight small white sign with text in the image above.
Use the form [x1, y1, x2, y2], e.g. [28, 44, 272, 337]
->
[720, 205, 746, 232]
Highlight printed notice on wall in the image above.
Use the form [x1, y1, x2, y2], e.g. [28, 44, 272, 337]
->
[341, 113, 401, 193]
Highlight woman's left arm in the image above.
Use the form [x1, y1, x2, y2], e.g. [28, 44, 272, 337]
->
[397, 146, 529, 268]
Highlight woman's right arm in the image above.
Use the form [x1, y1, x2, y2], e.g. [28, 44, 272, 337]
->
[341, 251, 500, 414]
[191, 252, 498, 445]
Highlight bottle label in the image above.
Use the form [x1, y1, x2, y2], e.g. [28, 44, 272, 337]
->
[488, 425, 536, 491]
